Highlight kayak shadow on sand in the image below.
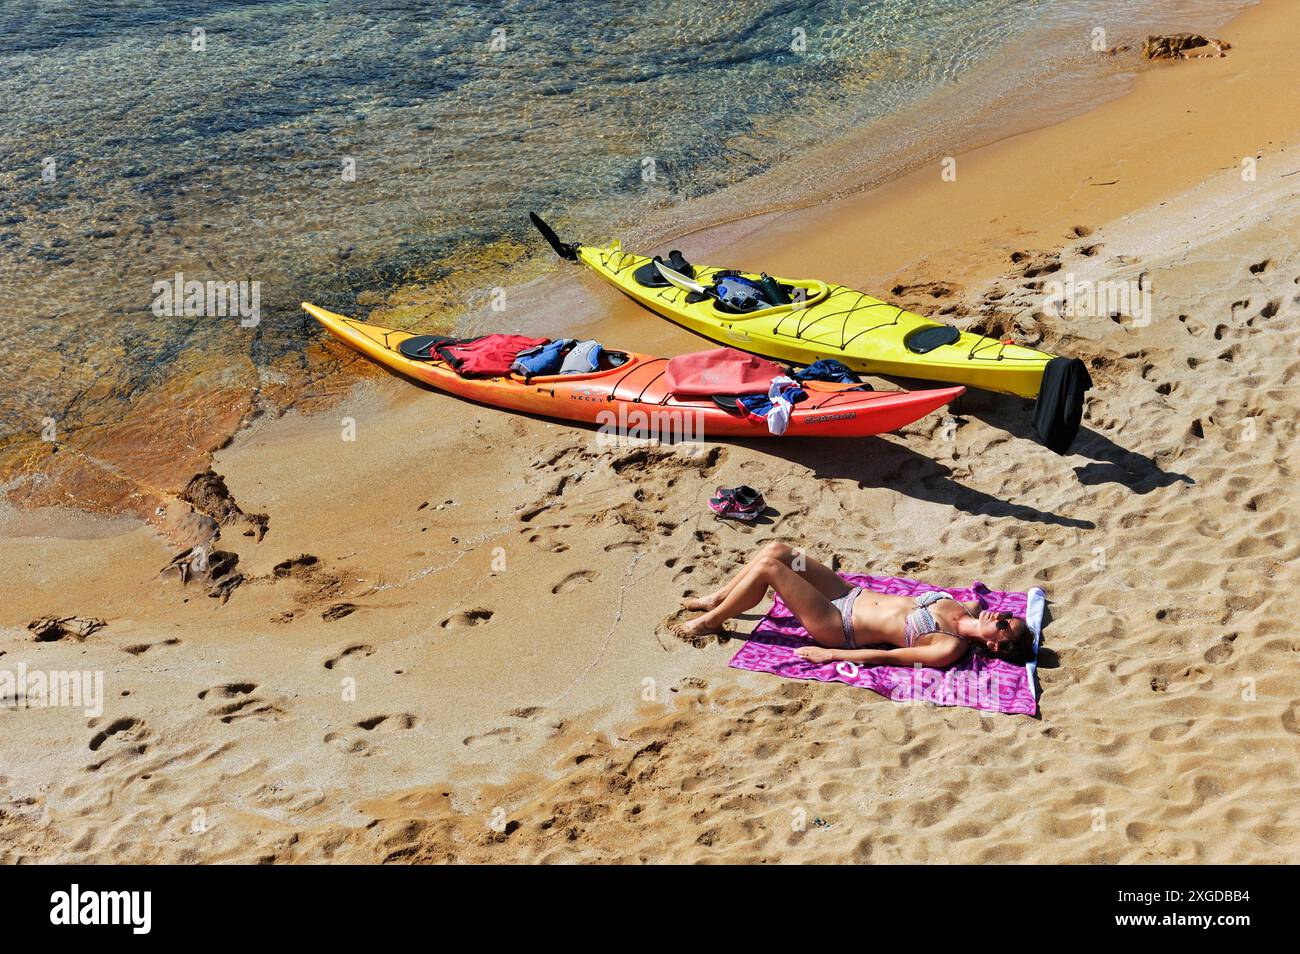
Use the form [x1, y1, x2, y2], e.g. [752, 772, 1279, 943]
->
[954, 395, 1194, 495]
[889, 379, 1194, 494]
[359, 363, 1094, 527]
[759, 436, 1095, 530]
[1068, 428, 1195, 494]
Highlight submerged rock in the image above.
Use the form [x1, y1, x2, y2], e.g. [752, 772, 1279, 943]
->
[28, 616, 106, 642]
[159, 545, 244, 604]
[181, 468, 268, 541]
[1142, 34, 1231, 60]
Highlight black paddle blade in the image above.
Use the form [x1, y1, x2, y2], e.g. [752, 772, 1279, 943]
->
[528, 212, 578, 261]
[1032, 356, 1093, 453]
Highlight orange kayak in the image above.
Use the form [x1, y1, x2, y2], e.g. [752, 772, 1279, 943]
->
[303, 303, 964, 439]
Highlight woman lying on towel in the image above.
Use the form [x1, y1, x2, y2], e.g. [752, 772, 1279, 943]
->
[673, 542, 1032, 666]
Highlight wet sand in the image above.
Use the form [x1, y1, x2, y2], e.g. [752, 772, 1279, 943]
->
[2, 2, 1298, 863]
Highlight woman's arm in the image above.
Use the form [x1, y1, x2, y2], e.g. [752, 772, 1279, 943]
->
[794, 641, 967, 667]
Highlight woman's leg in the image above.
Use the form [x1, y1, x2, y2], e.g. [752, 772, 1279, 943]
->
[673, 553, 845, 643]
[769, 542, 855, 599]
[681, 541, 851, 610]
[680, 547, 769, 610]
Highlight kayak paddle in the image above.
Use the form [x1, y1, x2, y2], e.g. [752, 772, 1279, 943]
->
[655, 260, 717, 299]
[528, 212, 578, 262]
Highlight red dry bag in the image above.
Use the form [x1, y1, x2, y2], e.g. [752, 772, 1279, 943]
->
[665, 348, 783, 397]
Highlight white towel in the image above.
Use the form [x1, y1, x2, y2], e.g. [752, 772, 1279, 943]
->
[765, 376, 799, 435]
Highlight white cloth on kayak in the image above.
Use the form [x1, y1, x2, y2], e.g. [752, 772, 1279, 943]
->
[765, 376, 799, 436]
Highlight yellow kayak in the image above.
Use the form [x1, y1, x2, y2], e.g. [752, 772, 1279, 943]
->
[530, 213, 1092, 452]
[532, 214, 1051, 398]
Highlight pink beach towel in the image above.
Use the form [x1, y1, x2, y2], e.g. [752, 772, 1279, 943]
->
[728, 574, 1047, 716]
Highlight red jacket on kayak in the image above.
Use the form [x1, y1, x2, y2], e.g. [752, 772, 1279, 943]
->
[437, 334, 549, 378]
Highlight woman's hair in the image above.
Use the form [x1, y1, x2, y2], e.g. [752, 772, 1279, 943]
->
[973, 617, 1034, 665]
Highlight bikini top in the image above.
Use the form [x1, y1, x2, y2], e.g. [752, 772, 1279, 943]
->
[903, 591, 973, 646]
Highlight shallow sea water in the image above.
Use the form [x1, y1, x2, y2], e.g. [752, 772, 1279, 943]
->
[0, 0, 1251, 504]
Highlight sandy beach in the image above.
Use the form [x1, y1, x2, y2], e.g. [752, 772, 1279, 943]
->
[2, 0, 1298, 865]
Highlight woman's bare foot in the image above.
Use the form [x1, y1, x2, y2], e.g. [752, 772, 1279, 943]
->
[669, 616, 725, 639]
[679, 592, 721, 612]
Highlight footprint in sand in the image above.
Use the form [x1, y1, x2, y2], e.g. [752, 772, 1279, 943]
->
[602, 501, 676, 536]
[272, 553, 319, 578]
[198, 682, 257, 700]
[440, 608, 493, 629]
[355, 713, 419, 732]
[889, 281, 957, 300]
[551, 570, 597, 594]
[530, 443, 595, 470]
[509, 706, 547, 719]
[1281, 702, 1300, 736]
[463, 727, 524, 748]
[1202, 635, 1237, 664]
[323, 643, 375, 670]
[1252, 299, 1281, 324]
[198, 684, 286, 724]
[323, 714, 417, 756]
[86, 717, 151, 772]
[88, 717, 142, 752]
[208, 697, 287, 724]
[1149, 721, 1195, 742]
[1009, 250, 1061, 279]
[122, 638, 181, 655]
[524, 524, 571, 553]
[323, 730, 371, 755]
[321, 602, 357, 621]
[518, 503, 551, 523]
[603, 538, 643, 552]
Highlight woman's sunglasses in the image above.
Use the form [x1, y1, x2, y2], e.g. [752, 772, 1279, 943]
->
[993, 612, 1013, 633]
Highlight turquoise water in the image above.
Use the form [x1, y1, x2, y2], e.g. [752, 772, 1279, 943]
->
[0, 0, 1249, 478]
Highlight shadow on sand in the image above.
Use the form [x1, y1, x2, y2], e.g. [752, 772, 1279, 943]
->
[963, 399, 1194, 494]
[356, 359, 1185, 524]
[885, 377, 1194, 495]
[747, 435, 1095, 530]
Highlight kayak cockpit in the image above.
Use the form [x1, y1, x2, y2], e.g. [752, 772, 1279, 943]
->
[708, 277, 830, 317]
[509, 350, 640, 384]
